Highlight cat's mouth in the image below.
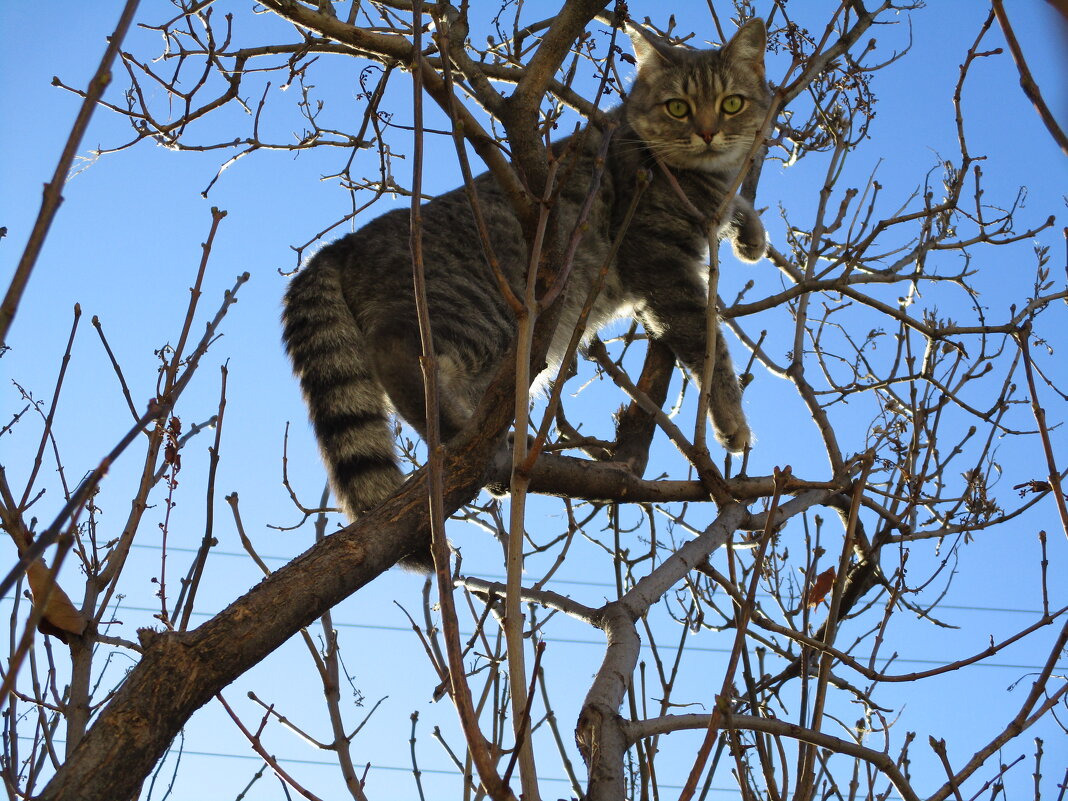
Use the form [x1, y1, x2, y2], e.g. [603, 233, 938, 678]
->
[671, 141, 740, 170]
[642, 135, 745, 172]
[698, 141, 729, 157]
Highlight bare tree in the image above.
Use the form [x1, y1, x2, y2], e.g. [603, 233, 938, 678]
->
[2, 2, 1065, 801]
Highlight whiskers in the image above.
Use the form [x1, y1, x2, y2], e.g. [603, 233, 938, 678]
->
[615, 132, 705, 161]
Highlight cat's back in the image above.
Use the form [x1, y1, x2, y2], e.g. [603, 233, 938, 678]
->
[321, 171, 530, 300]
[300, 115, 626, 323]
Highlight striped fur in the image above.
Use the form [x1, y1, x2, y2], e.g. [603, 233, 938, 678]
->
[282, 20, 770, 571]
[283, 244, 404, 521]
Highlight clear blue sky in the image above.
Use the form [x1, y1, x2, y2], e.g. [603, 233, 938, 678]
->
[2, 2, 1066, 799]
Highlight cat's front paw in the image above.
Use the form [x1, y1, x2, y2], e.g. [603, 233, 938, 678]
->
[731, 205, 767, 263]
[713, 415, 753, 454]
[733, 233, 767, 263]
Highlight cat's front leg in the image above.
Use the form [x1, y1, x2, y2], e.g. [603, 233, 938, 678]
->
[706, 332, 752, 453]
[634, 277, 752, 455]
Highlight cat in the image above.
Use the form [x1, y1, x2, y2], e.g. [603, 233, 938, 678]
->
[282, 18, 770, 571]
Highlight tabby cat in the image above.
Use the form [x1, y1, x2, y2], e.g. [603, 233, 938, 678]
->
[283, 19, 770, 570]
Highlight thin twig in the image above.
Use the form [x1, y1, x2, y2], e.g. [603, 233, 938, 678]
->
[216, 693, 328, 801]
[0, 0, 143, 345]
[991, 0, 1068, 156]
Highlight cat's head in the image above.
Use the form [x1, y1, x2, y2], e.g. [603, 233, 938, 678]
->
[624, 19, 769, 173]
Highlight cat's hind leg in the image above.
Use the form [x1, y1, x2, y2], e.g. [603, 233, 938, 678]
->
[369, 326, 474, 442]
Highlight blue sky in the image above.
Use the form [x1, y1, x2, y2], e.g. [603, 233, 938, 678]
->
[2, 2, 1067, 799]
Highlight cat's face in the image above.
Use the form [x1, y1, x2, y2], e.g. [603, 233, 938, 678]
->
[625, 19, 769, 173]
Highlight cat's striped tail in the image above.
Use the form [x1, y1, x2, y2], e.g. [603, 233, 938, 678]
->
[282, 244, 404, 525]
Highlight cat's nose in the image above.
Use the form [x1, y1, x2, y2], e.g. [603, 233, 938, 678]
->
[699, 131, 715, 144]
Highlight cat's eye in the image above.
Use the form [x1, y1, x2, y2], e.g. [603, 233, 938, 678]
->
[664, 99, 690, 119]
[721, 94, 745, 114]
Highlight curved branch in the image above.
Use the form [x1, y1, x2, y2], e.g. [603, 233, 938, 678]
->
[625, 712, 921, 801]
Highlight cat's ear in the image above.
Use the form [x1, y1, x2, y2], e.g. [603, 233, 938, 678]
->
[722, 18, 767, 80]
[625, 24, 678, 73]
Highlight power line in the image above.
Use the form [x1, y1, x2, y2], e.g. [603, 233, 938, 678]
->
[6, 549, 1060, 673]
[16, 736, 744, 795]
[127, 543, 1056, 617]
[47, 601, 1062, 674]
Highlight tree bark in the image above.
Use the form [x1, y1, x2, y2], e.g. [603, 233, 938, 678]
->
[36, 388, 510, 801]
